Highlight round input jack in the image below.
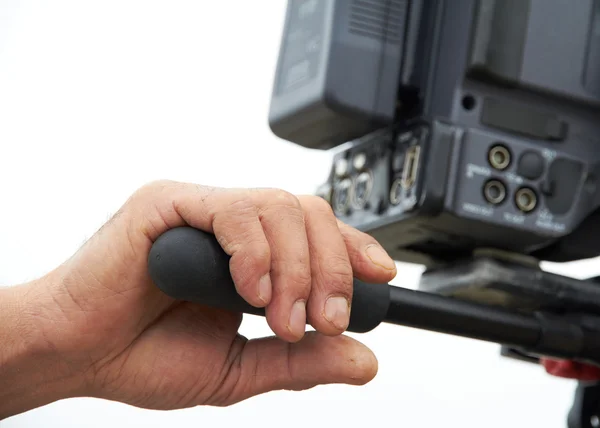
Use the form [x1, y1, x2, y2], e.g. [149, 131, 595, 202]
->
[488, 145, 511, 170]
[515, 187, 537, 213]
[352, 171, 373, 209]
[332, 179, 352, 215]
[390, 178, 402, 206]
[483, 179, 507, 205]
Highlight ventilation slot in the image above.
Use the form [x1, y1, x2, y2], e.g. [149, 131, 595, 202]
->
[349, 0, 408, 44]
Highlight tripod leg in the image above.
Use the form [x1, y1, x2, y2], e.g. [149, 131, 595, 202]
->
[568, 382, 600, 428]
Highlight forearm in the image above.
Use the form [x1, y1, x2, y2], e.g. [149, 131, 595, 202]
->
[0, 281, 83, 420]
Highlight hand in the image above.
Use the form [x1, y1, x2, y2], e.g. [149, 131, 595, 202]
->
[0, 180, 397, 417]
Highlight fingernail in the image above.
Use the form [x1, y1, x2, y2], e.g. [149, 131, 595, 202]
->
[366, 245, 396, 270]
[258, 274, 272, 305]
[287, 300, 306, 338]
[324, 296, 350, 330]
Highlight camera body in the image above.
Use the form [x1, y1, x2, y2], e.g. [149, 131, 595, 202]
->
[269, 0, 600, 268]
[264, 3, 600, 423]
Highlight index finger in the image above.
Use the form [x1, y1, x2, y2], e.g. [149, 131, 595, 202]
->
[336, 220, 397, 284]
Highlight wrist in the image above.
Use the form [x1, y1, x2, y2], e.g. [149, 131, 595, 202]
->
[0, 278, 87, 420]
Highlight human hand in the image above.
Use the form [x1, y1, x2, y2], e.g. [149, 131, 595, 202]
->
[0, 180, 397, 417]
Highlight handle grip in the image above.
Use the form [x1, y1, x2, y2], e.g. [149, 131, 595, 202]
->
[148, 227, 390, 333]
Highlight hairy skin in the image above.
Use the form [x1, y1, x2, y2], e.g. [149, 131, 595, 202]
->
[0, 180, 397, 419]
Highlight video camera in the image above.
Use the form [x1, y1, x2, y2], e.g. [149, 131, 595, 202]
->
[268, 0, 600, 426]
[147, 1, 600, 426]
[270, 0, 600, 268]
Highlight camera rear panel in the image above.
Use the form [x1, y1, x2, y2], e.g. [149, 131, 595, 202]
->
[325, 122, 600, 267]
[317, 0, 600, 267]
[270, 0, 600, 266]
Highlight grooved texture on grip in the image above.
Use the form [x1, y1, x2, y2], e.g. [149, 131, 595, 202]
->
[148, 227, 390, 333]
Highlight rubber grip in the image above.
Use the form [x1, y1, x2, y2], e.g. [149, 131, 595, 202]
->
[148, 227, 390, 333]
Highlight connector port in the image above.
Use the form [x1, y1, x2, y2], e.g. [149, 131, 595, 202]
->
[515, 187, 537, 213]
[352, 171, 373, 209]
[401, 146, 420, 189]
[483, 179, 507, 205]
[488, 144, 511, 170]
[390, 178, 402, 206]
[332, 179, 352, 215]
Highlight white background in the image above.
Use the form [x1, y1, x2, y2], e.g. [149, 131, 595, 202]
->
[0, 1, 595, 427]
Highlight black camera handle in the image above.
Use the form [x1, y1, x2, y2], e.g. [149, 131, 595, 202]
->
[148, 227, 600, 364]
[148, 227, 600, 428]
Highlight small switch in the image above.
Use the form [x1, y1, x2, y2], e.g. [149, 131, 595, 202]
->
[545, 158, 584, 215]
[517, 151, 545, 180]
[541, 180, 555, 196]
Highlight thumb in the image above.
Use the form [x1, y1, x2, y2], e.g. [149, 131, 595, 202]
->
[212, 332, 378, 405]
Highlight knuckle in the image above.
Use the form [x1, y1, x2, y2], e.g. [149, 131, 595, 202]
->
[136, 179, 177, 197]
[226, 195, 256, 212]
[269, 189, 302, 209]
[215, 226, 261, 255]
[212, 196, 256, 227]
[307, 194, 334, 215]
[279, 262, 312, 294]
[318, 256, 353, 293]
[211, 194, 256, 218]
[234, 242, 271, 273]
[246, 240, 271, 263]
[258, 190, 305, 224]
[127, 180, 182, 209]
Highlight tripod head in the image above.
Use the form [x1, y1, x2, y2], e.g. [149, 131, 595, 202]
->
[146, 1, 600, 426]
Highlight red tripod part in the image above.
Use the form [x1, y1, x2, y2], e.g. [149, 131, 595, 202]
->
[542, 358, 600, 381]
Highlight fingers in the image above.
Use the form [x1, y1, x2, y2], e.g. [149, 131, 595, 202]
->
[297, 195, 353, 335]
[131, 182, 313, 342]
[246, 190, 312, 343]
[128, 181, 396, 342]
[336, 219, 397, 283]
[209, 195, 273, 309]
[131, 182, 276, 311]
[213, 332, 378, 406]
[174, 185, 312, 342]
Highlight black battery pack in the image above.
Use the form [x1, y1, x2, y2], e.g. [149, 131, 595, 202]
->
[268, 0, 411, 149]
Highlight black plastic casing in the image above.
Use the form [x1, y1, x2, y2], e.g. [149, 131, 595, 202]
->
[312, 0, 600, 267]
[268, 0, 420, 149]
